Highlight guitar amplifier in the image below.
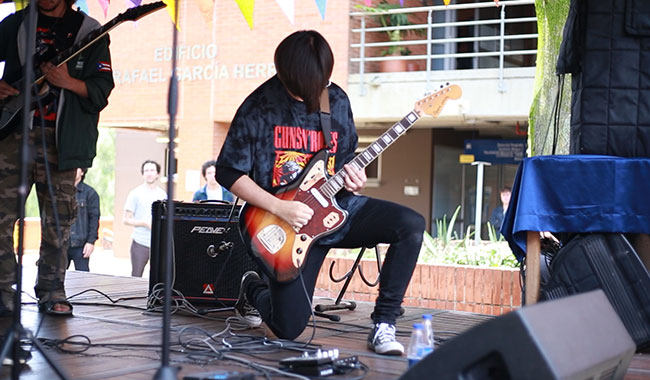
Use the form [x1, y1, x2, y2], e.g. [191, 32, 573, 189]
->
[148, 200, 260, 307]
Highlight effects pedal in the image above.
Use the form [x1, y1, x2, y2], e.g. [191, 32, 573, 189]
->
[279, 349, 359, 377]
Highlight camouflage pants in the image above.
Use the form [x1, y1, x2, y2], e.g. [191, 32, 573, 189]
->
[0, 125, 76, 307]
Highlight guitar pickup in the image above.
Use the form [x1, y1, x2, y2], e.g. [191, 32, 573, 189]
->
[310, 188, 329, 207]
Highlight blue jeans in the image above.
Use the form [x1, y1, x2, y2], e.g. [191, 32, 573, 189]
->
[248, 197, 425, 340]
[67, 246, 90, 272]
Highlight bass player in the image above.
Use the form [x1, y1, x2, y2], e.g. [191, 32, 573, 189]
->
[0, 0, 114, 322]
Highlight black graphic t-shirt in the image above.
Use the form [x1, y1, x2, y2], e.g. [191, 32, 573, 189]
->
[217, 75, 367, 244]
[33, 10, 83, 124]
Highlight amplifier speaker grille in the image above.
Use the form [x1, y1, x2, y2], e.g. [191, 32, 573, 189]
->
[148, 201, 259, 307]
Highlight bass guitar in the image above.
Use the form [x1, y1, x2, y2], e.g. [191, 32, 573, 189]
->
[239, 84, 462, 282]
[0, 1, 166, 139]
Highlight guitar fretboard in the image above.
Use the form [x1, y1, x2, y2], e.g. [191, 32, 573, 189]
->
[319, 110, 421, 198]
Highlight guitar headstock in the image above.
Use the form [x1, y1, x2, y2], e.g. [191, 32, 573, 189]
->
[116, 1, 166, 22]
[414, 84, 462, 118]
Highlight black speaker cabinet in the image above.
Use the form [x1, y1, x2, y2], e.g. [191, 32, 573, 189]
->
[400, 290, 635, 380]
[148, 200, 259, 307]
[541, 233, 650, 351]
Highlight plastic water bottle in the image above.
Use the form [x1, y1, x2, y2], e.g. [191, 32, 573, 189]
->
[421, 314, 435, 356]
[407, 323, 427, 368]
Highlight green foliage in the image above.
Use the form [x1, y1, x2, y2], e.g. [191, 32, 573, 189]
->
[85, 128, 116, 217]
[435, 205, 461, 244]
[529, 0, 571, 156]
[354, 0, 422, 56]
[333, 231, 519, 269]
[22, 127, 115, 218]
[486, 221, 504, 243]
[419, 230, 519, 268]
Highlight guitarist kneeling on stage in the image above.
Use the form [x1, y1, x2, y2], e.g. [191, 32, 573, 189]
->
[216, 30, 424, 356]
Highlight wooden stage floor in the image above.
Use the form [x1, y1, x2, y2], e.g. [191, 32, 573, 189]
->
[0, 270, 648, 379]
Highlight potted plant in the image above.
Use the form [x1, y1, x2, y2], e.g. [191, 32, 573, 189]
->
[355, 0, 421, 72]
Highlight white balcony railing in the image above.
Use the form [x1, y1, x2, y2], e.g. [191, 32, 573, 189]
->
[350, 0, 537, 95]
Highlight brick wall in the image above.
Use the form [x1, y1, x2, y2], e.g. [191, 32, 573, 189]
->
[314, 256, 522, 316]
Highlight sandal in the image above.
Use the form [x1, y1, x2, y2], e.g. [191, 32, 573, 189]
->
[38, 300, 73, 316]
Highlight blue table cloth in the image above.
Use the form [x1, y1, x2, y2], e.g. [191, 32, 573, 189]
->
[502, 155, 650, 260]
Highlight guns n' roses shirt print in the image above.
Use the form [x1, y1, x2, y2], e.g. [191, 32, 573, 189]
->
[217, 75, 367, 244]
[272, 125, 339, 187]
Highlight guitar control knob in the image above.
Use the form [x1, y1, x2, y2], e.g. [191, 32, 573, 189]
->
[300, 234, 307, 241]
[296, 248, 303, 255]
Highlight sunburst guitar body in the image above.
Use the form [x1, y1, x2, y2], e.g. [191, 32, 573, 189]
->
[239, 150, 347, 282]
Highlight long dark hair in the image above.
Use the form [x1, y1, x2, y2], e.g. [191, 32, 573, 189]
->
[274, 30, 334, 114]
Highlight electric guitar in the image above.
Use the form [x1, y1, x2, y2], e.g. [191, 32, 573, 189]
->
[0, 1, 166, 140]
[239, 84, 463, 282]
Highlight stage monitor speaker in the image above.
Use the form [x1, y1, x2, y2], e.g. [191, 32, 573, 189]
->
[541, 233, 650, 351]
[148, 200, 260, 307]
[400, 290, 635, 380]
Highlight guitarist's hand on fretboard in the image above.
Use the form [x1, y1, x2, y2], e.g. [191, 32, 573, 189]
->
[0, 81, 19, 100]
[342, 164, 367, 193]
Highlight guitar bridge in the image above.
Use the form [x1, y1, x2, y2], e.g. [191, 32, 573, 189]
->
[257, 224, 286, 254]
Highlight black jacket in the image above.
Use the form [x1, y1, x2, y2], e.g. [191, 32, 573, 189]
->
[69, 182, 100, 247]
[0, 7, 115, 169]
[558, 0, 650, 157]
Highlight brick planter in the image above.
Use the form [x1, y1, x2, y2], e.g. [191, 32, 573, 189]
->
[314, 257, 522, 316]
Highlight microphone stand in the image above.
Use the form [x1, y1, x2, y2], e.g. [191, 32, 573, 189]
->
[0, 3, 69, 379]
[153, 0, 179, 378]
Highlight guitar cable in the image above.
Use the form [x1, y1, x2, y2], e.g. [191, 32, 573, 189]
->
[205, 197, 243, 310]
[296, 260, 318, 349]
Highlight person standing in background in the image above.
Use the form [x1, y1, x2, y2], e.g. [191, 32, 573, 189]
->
[123, 160, 166, 277]
[67, 168, 100, 271]
[193, 160, 235, 202]
[489, 187, 511, 237]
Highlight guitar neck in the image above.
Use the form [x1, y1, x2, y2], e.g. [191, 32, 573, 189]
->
[34, 20, 118, 84]
[319, 110, 422, 198]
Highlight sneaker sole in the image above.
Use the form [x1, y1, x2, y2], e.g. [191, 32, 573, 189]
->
[367, 342, 404, 356]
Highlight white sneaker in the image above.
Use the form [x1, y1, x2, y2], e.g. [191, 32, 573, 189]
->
[234, 271, 263, 328]
[367, 322, 404, 356]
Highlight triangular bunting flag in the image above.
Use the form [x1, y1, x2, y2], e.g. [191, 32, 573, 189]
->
[234, 0, 254, 30]
[274, 0, 293, 24]
[194, 0, 214, 25]
[97, 0, 110, 18]
[76, 0, 89, 14]
[162, 0, 179, 29]
[443, 0, 451, 5]
[14, 0, 28, 11]
[314, 0, 325, 20]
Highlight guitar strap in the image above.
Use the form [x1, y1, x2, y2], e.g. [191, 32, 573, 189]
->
[319, 87, 333, 149]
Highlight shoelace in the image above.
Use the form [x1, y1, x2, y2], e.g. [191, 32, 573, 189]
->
[374, 323, 396, 344]
[242, 302, 260, 317]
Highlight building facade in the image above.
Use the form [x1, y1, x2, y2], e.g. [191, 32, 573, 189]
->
[0, 0, 537, 258]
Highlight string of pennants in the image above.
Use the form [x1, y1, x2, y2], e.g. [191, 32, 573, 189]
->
[0, 0, 501, 30]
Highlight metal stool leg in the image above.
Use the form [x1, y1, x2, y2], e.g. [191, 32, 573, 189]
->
[314, 247, 381, 321]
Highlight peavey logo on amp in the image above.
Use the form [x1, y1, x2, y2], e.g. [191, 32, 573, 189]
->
[190, 226, 227, 234]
